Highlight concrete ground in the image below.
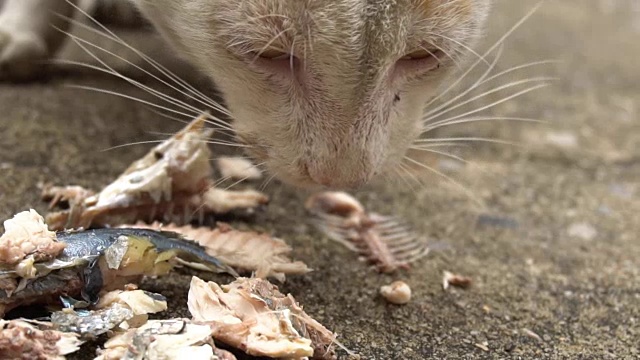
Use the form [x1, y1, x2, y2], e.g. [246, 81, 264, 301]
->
[1, 1, 639, 359]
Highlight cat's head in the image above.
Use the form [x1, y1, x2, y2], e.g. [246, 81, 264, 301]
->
[135, 0, 491, 188]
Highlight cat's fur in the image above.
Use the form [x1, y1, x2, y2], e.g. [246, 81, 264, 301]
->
[0, 0, 491, 188]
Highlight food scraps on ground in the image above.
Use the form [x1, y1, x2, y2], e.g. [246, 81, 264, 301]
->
[51, 288, 168, 338]
[188, 276, 346, 359]
[126, 221, 311, 282]
[96, 319, 238, 360]
[305, 191, 430, 273]
[215, 156, 263, 181]
[0, 210, 236, 317]
[521, 328, 543, 342]
[442, 271, 473, 290]
[42, 115, 269, 231]
[380, 281, 412, 305]
[0, 319, 83, 360]
[0, 209, 65, 267]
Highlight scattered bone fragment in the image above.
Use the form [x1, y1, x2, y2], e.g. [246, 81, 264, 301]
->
[95, 319, 237, 360]
[306, 191, 429, 273]
[442, 271, 472, 290]
[0, 210, 72, 316]
[215, 156, 263, 181]
[127, 221, 311, 282]
[521, 328, 543, 342]
[41, 185, 96, 210]
[0, 319, 83, 360]
[51, 288, 167, 338]
[199, 188, 268, 214]
[188, 276, 342, 359]
[0, 209, 65, 266]
[0, 211, 233, 317]
[42, 115, 269, 231]
[380, 281, 412, 305]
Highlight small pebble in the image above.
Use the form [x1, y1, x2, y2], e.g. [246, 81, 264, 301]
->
[567, 222, 597, 241]
[522, 328, 543, 342]
[443, 271, 473, 290]
[380, 281, 412, 305]
[545, 131, 578, 148]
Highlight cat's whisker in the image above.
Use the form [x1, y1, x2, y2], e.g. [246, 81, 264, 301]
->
[289, 37, 297, 74]
[223, 175, 254, 191]
[142, 106, 193, 126]
[424, 43, 504, 117]
[66, 84, 206, 121]
[414, 136, 517, 146]
[101, 140, 172, 152]
[55, 31, 235, 133]
[56, 19, 229, 119]
[425, 31, 491, 67]
[101, 138, 250, 152]
[187, 159, 266, 219]
[393, 162, 419, 192]
[423, 2, 544, 112]
[412, 142, 472, 148]
[422, 77, 555, 124]
[205, 141, 253, 148]
[250, 28, 292, 63]
[57, 6, 232, 117]
[423, 83, 551, 129]
[421, 116, 546, 135]
[403, 156, 482, 206]
[427, 58, 558, 120]
[212, 161, 266, 188]
[419, 44, 461, 71]
[407, 147, 470, 165]
[480, 59, 560, 87]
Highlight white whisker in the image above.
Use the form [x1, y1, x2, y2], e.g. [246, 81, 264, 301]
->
[422, 2, 545, 112]
[395, 163, 420, 191]
[426, 31, 491, 67]
[422, 116, 545, 134]
[423, 77, 555, 124]
[407, 147, 470, 164]
[53, 33, 235, 132]
[57, 6, 232, 116]
[142, 106, 192, 125]
[423, 44, 504, 118]
[423, 83, 550, 131]
[414, 137, 517, 147]
[443, 60, 558, 120]
[260, 173, 278, 191]
[404, 156, 482, 205]
[66, 85, 205, 120]
[101, 140, 169, 152]
[204, 141, 252, 148]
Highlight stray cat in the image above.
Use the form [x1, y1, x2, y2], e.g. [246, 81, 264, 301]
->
[0, 0, 491, 189]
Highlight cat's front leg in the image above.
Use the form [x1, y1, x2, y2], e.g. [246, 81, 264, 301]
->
[0, 0, 79, 81]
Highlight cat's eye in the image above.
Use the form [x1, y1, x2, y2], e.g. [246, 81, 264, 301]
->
[396, 48, 444, 75]
[256, 48, 291, 60]
[401, 48, 442, 61]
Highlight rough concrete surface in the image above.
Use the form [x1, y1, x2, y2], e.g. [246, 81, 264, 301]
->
[0, 1, 639, 359]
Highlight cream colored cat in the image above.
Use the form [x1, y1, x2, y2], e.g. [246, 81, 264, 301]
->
[0, 0, 491, 189]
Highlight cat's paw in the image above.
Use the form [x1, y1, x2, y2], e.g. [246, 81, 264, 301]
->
[0, 28, 49, 81]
